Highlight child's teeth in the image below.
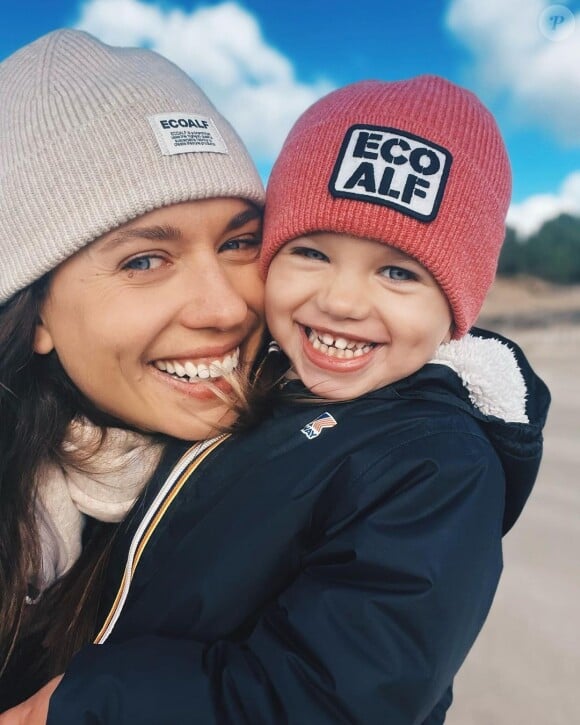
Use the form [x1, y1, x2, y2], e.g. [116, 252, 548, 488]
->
[308, 327, 373, 356]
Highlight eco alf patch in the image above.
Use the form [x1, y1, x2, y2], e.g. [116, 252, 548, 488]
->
[329, 125, 452, 221]
[148, 113, 228, 156]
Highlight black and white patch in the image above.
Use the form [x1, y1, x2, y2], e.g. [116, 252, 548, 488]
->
[148, 112, 228, 156]
[329, 125, 452, 222]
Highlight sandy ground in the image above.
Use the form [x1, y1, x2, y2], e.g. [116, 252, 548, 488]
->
[475, 276, 580, 328]
[446, 281, 580, 724]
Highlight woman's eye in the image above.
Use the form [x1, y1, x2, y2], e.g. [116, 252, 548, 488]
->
[291, 246, 328, 262]
[122, 255, 165, 272]
[219, 236, 261, 257]
[380, 265, 416, 281]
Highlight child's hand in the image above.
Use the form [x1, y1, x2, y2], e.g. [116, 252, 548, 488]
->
[0, 676, 62, 724]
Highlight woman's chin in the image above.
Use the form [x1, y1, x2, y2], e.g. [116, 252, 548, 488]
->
[156, 406, 236, 441]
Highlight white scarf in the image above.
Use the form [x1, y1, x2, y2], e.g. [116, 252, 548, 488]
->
[33, 419, 164, 594]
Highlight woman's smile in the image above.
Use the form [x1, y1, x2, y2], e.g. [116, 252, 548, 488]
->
[150, 346, 241, 400]
[153, 346, 240, 381]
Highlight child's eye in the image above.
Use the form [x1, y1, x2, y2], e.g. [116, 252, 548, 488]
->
[380, 265, 417, 281]
[122, 255, 166, 272]
[291, 246, 329, 262]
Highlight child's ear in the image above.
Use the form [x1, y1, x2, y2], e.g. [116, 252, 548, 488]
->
[442, 323, 455, 344]
[33, 318, 55, 355]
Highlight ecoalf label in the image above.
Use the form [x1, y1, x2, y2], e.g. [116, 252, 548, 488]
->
[329, 125, 452, 221]
[148, 113, 228, 156]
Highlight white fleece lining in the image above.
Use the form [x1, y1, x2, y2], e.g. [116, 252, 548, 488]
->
[430, 334, 529, 424]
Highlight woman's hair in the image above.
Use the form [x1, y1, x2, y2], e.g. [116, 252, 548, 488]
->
[233, 341, 313, 431]
[0, 276, 269, 698]
[0, 276, 120, 693]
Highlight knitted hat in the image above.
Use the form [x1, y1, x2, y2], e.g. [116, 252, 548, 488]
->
[261, 76, 511, 338]
[0, 29, 264, 303]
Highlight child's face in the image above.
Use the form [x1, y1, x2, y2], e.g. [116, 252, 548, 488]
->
[265, 232, 453, 400]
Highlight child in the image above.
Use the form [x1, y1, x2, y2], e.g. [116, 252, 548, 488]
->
[44, 77, 549, 725]
[256, 78, 550, 541]
[262, 76, 514, 395]
[257, 75, 551, 718]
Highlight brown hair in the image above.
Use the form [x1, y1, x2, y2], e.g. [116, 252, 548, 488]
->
[0, 277, 271, 703]
[0, 276, 120, 700]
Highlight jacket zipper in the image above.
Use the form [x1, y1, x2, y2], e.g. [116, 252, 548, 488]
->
[94, 434, 229, 644]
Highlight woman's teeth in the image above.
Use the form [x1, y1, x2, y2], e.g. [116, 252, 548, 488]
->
[306, 328, 374, 358]
[154, 348, 240, 382]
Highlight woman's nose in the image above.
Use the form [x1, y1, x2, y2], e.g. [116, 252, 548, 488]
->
[178, 257, 250, 331]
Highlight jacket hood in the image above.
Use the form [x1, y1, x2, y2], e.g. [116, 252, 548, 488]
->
[388, 327, 550, 533]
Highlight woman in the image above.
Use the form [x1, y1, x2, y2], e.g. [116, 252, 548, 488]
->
[0, 27, 264, 712]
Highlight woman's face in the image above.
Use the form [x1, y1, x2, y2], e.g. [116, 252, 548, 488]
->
[34, 198, 264, 440]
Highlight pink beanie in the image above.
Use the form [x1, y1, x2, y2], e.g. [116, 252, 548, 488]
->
[261, 76, 511, 338]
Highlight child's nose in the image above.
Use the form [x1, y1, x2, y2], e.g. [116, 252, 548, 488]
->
[315, 270, 371, 320]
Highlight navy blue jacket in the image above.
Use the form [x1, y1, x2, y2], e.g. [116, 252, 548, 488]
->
[48, 329, 549, 724]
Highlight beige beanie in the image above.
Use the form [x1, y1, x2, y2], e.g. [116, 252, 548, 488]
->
[0, 29, 264, 303]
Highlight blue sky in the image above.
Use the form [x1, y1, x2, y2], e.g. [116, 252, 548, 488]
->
[3, 0, 580, 236]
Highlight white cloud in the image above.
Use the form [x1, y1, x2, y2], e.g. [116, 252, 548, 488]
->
[508, 171, 580, 237]
[75, 0, 332, 164]
[446, 0, 580, 144]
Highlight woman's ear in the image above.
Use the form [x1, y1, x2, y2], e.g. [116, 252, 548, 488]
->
[33, 318, 55, 355]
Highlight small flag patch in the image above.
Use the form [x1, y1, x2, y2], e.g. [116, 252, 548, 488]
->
[301, 412, 338, 440]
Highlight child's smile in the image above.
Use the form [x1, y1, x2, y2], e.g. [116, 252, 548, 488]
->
[301, 325, 378, 374]
[305, 326, 376, 358]
[265, 232, 453, 400]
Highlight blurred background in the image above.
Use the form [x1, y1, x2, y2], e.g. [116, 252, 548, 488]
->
[2, 1, 579, 722]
